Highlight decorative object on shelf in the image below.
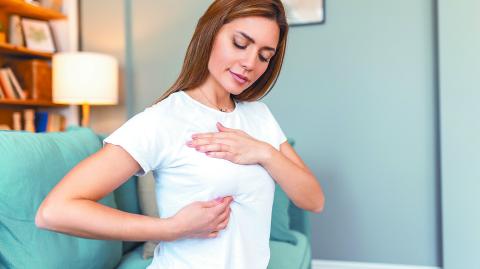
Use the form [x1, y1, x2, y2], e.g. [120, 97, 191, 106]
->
[12, 111, 21, 131]
[283, 0, 325, 26]
[40, 0, 63, 12]
[21, 18, 56, 53]
[0, 21, 6, 43]
[53, 52, 119, 127]
[0, 68, 27, 100]
[34, 110, 65, 132]
[23, 109, 36, 132]
[5, 58, 52, 101]
[0, 68, 17, 99]
[0, 82, 5, 99]
[8, 15, 24, 47]
[6, 68, 27, 100]
[24, 0, 41, 6]
[0, 124, 11, 130]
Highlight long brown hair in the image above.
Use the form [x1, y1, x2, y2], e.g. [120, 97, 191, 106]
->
[153, 0, 288, 105]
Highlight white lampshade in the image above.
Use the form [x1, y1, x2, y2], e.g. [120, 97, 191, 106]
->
[53, 52, 119, 105]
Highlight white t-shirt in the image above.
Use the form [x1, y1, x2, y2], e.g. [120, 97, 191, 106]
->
[103, 90, 287, 269]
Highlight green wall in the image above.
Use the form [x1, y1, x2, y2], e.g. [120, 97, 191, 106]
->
[438, 0, 480, 268]
[264, 0, 440, 266]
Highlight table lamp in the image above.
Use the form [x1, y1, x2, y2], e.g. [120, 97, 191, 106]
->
[53, 52, 119, 127]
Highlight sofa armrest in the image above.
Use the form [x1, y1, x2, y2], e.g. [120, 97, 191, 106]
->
[288, 201, 311, 240]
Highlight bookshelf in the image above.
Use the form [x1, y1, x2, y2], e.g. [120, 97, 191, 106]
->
[0, 42, 53, 58]
[0, 98, 66, 106]
[0, 0, 66, 20]
[0, 0, 78, 131]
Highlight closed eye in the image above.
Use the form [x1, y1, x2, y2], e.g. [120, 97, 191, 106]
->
[259, 55, 269, 63]
[233, 40, 247, 49]
[233, 38, 272, 63]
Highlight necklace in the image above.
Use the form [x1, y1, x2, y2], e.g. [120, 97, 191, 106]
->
[198, 88, 235, 112]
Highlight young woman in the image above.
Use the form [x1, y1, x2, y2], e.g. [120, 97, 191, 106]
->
[36, 0, 324, 268]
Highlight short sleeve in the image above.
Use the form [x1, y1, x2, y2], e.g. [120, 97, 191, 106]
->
[102, 106, 171, 176]
[261, 103, 288, 150]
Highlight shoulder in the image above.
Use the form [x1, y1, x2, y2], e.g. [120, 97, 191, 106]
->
[237, 99, 270, 113]
[134, 91, 185, 124]
[144, 91, 181, 115]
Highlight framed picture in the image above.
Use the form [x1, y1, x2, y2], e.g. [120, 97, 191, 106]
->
[283, 0, 326, 26]
[21, 18, 56, 53]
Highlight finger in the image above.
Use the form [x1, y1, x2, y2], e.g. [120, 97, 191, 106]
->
[207, 231, 219, 238]
[211, 197, 231, 216]
[188, 137, 231, 147]
[196, 143, 231, 153]
[200, 195, 233, 208]
[216, 212, 230, 230]
[224, 196, 234, 204]
[216, 206, 231, 225]
[201, 199, 223, 208]
[205, 151, 230, 159]
[191, 132, 229, 139]
[216, 122, 238, 132]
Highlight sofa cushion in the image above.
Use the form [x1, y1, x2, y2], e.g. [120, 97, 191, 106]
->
[111, 174, 142, 254]
[270, 183, 299, 245]
[116, 244, 153, 269]
[268, 231, 311, 269]
[0, 127, 122, 269]
[137, 172, 160, 259]
[269, 137, 299, 245]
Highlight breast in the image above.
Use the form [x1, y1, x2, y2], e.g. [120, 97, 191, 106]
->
[155, 142, 275, 217]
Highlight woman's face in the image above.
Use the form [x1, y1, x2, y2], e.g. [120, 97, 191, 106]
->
[207, 16, 280, 95]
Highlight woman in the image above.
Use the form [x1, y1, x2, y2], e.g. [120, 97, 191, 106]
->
[36, 0, 324, 268]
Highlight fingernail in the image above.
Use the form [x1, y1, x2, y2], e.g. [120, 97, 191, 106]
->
[186, 141, 193, 146]
[215, 197, 224, 202]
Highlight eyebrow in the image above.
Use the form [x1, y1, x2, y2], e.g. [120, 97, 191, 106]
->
[236, 31, 276, 52]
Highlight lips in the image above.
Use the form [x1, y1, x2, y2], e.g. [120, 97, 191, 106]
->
[229, 70, 249, 84]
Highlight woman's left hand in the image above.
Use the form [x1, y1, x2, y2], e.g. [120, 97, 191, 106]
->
[186, 122, 273, 165]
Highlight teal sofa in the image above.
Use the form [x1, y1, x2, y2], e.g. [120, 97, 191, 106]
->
[0, 126, 311, 269]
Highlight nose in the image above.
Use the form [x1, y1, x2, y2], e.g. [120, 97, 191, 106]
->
[240, 49, 257, 71]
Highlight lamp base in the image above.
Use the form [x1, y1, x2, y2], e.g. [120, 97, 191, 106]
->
[81, 103, 90, 127]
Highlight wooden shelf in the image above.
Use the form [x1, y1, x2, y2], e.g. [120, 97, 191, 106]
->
[0, 42, 53, 58]
[0, 0, 66, 20]
[0, 99, 68, 107]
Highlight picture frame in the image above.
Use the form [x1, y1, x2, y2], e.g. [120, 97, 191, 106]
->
[283, 0, 326, 26]
[21, 18, 56, 53]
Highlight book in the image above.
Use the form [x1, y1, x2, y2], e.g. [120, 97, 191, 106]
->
[6, 68, 27, 100]
[32, 111, 67, 133]
[0, 69, 17, 99]
[0, 81, 5, 99]
[8, 15, 24, 47]
[34, 111, 49, 132]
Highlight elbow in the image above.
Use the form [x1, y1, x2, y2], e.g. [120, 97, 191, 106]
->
[311, 204, 324, 214]
[310, 194, 325, 214]
[35, 204, 49, 229]
[35, 202, 57, 230]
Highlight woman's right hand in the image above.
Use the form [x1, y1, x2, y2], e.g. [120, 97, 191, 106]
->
[170, 196, 234, 240]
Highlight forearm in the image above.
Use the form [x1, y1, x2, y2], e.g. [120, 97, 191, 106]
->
[36, 199, 178, 242]
[260, 145, 324, 213]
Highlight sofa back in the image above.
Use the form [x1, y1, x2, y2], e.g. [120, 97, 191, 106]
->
[0, 127, 123, 269]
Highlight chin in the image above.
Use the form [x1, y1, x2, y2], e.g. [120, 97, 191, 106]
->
[221, 82, 247, 95]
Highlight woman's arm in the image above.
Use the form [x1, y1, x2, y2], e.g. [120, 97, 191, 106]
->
[188, 122, 325, 213]
[260, 141, 324, 213]
[35, 143, 232, 241]
[35, 143, 179, 241]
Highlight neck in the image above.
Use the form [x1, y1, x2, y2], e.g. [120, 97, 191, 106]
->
[189, 76, 235, 110]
